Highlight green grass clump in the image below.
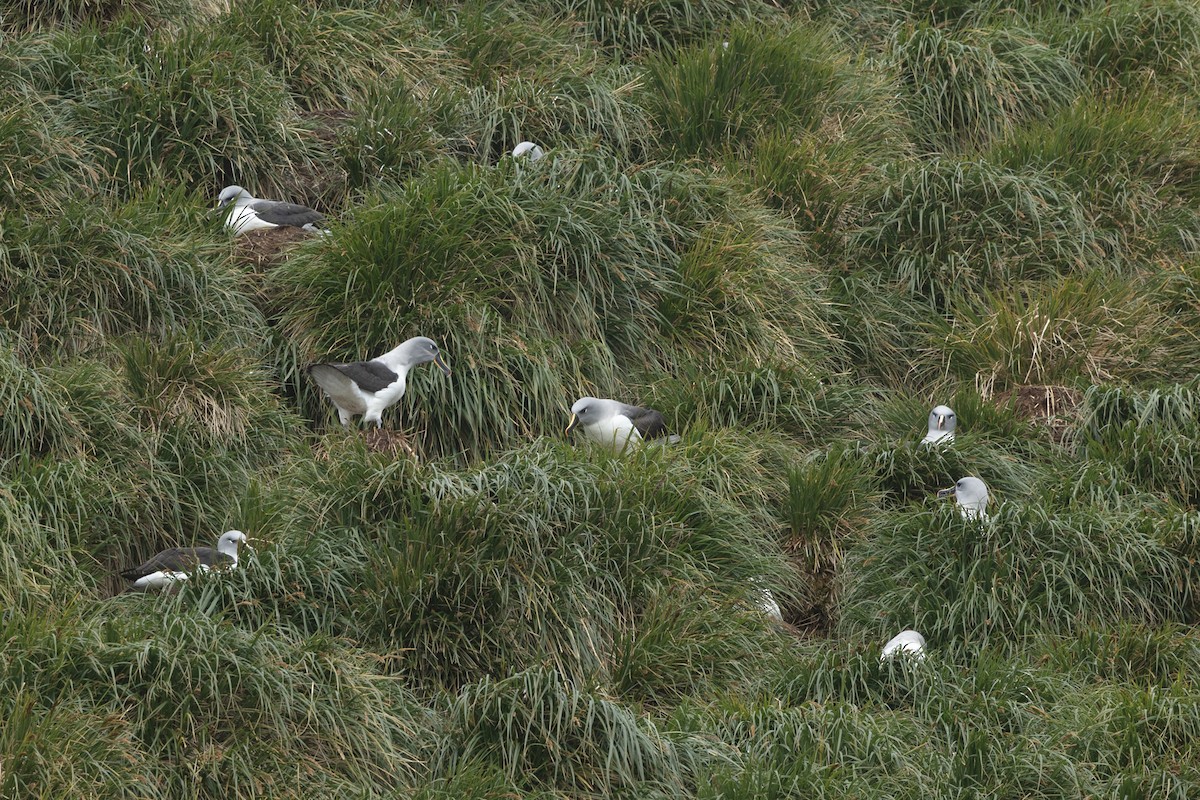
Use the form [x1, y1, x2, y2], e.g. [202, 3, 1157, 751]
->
[934, 272, 1172, 393]
[15, 23, 314, 197]
[1071, 382, 1200, 507]
[841, 503, 1191, 655]
[438, 666, 700, 795]
[850, 155, 1097, 302]
[283, 439, 797, 692]
[336, 78, 458, 190]
[0, 78, 99, 210]
[644, 22, 855, 158]
[0, 192, 260, 354]
[0, 0, 194, 32]
[551, 0, 784, 55]
[988, 95, 1200, 261]
[221, 0, 450, 111]
[1048, 0, 1200, 86]
[888, 21, 1081, 150]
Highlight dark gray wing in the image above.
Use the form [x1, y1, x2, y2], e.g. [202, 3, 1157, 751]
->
[250, 199, 325, 227]
[624, 405, 671, 440]
[328, 360, 400, 394]
[120, 546, 226, 580]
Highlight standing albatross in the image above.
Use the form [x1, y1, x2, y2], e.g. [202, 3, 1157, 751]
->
[565, 396, 680, 454]
[217, 185, 328, 235]
[308, 337, 451, 429]
[121, 530, 249, 591]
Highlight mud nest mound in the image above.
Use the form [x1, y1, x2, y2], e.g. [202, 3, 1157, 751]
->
[996, 384, 1083, 443]
[233, 226, 318, 269]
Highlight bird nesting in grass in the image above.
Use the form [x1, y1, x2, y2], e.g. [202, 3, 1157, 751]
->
[922, 404, 956, 445]
[937, 476, 990, 520]
[565, 397, 680, 454]
[217, 185, 328, 235]
[512, 141, 545, 161]
[749, 577, 783, 623]
[308, 337, 451, 429]
[121, 530, 249, 591]
[881, 629, 926, 662]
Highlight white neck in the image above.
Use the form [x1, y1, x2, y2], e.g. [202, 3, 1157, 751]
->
[376, 344, 417, 373]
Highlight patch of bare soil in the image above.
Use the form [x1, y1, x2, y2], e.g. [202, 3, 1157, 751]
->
[301, 107, 355, 147]
[996, 384, 1083, 442]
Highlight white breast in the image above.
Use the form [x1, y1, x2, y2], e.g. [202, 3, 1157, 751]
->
[225, 204, 276, 235]
[585, 414, 642, 453]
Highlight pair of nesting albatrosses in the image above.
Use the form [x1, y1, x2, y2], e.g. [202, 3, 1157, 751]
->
[921, 402, 991, 520]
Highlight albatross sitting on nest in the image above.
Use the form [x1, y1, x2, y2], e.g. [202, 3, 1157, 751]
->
[308, 337, 451, 429]
[121, 530, 249, 591]
[217, 185, 328, 235]
[881, 629, 927, 662]
[565, 397, 680, 454]
[937, 476, 991, 520]
[512, 141, 545, 161]
[922, 404, 957, 445]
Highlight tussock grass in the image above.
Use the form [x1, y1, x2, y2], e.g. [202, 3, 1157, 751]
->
[934, 272, 1172, 394]
[553, 0, 783, 54]
[14, 23, 314, 197]
[430, 3, 650, 162]
[272, 155, 833, 455]
[0, 0, 195, 32]
[841, 503, 1191, 654]
[0, 604, 434, 798]
[1071, 382, 1200, 507]
[0, 78, 100, 211]
[988, 94, 1200, 260]
[221, 0, 449, 111]
[644, 22, 856, 157]
[438, 666, 699, 794]
[3, 0, 1200, 796]
[887, 21, 1081, 150]
[285, 440, 799, 692]
[851, 155, 1097, 302]
[1048, 0, 1200, 86]
[337, 78, 457, 190]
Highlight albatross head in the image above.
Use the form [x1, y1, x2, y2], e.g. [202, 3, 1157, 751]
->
[217, 530, 249, 561]
[217, 185, 252, 209]
[927, 404, 956, 437]
[389, 336, 451, 376]
[565, 396, 613, 434]
[936, 477, 990, 519]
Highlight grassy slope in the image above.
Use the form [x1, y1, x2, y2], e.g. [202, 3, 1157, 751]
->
[1, 0, 1199, 797]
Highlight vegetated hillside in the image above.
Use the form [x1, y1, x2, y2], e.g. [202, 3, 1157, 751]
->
[2, 0, 1199, 796]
